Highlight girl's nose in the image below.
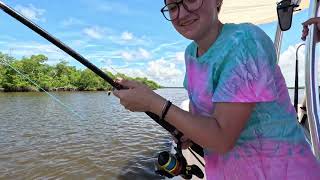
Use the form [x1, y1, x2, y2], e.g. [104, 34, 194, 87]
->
[178, 4, 189, 19]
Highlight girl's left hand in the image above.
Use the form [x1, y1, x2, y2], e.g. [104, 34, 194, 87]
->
[302, 17, 320, 42]
[113, 78, 162, 112]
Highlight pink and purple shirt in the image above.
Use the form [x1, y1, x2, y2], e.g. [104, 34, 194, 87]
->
[183, 23, 320, 180]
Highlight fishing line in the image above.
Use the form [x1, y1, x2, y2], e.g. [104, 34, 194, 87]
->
[110, 66, 121, 74]
[0, 55, 84, 120]
[0, 0, 205, 162]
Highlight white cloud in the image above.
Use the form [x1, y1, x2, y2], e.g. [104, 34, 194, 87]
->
[146, 58, 183, 85]
[120, 68, 147, 78]
[151, 41, 183, 54]
[278, 43, 320, 88]
[175, 52, 185, 62]
[121, 31, 134, 41]
[110, 33, 151, 46]
[101, 62, 147, 78]
[85, 50, 122, 61]
[100, 57, 184, 86]
[139, 48, 151, 59]
[100, 58, 112, 65]
[147, 59, 181, 78]
[2, 41, 68, 65]
[69, 40, 87, 47]
[77, 28, 150, 46]
[278, 44, 306, 87]
[120, 48, 151, 61]
[83, 26, 106, 39]
[15, 4, 46, 22]
[121, 51, 134, 60]
[61, 17, 85, 27]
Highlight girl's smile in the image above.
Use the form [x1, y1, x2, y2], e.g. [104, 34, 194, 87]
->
[179, 18, 197, 26]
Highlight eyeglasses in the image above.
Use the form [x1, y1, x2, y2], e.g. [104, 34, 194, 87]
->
[161, 0, 204, 21]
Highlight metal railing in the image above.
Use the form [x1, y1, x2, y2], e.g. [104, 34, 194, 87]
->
[305, 0, 320, 159]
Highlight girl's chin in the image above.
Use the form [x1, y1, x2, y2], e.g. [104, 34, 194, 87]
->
[181, 31, 198, 40]
[177, 26, 200, 40]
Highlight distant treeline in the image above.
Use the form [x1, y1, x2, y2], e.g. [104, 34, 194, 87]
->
[0, 53, 161, 92]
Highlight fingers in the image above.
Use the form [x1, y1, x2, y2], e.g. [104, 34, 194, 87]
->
[301, 17, 320, 41]
[113, 88, 131, 101]
[171, 134, 193, 149]
[301, 26, 309, 41]
[172, 135, 190, 143]
[172, 136, 178, 144]
[112, 89, 123, 98]
[172, 137, 192, 149]
[113, 89, 135, 111]
[113, 89, 127, 106]
[181, 140, 193, 150]
[302, 17, 320, 27]
[181, 136, 188, 142]
[113, 79, 137, 98]
[115, 78, 140, 89]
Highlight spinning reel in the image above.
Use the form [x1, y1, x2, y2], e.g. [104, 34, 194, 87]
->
[155, 141, 204, 179]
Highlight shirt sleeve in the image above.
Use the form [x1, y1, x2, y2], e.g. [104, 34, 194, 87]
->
[183, 72, 188, 89]
[212, 37, 278, 103]
[183, 47, 191, 90]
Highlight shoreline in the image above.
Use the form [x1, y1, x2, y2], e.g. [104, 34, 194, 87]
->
[0, 87, 113, 93]
[0, 87, 163, 92]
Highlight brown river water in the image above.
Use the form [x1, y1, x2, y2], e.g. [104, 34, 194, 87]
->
[0, 88, 303, 179]
[0, 89, 190, 180]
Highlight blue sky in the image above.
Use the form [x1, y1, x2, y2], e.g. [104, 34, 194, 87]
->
[0, 0, 310, 87]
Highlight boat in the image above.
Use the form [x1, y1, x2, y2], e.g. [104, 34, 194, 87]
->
[0, 0, 319, 179]
[169, 0, 320, 179]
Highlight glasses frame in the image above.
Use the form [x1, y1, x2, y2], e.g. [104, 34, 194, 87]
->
[160, 0, 204, 21]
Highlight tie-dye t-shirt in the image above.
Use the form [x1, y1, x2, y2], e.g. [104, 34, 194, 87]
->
[184, 23, 320, 179]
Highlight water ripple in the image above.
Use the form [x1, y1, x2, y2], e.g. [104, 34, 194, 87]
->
[0, 89, 188, 179]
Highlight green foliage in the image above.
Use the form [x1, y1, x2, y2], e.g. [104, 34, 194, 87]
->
[0, 53, 7, 87]
[134, 77, 161, 90]
[0, 53, 161, 91]
[78, 69, 105, 90]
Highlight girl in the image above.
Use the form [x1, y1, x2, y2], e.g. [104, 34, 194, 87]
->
[114, 0, 320, 179]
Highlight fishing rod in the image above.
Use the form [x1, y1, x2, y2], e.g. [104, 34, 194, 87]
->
[0, 1, 204, 161]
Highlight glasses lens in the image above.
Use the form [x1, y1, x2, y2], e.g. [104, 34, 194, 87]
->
[162, 3, 179, 20]
[184, 0, 202, 11]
